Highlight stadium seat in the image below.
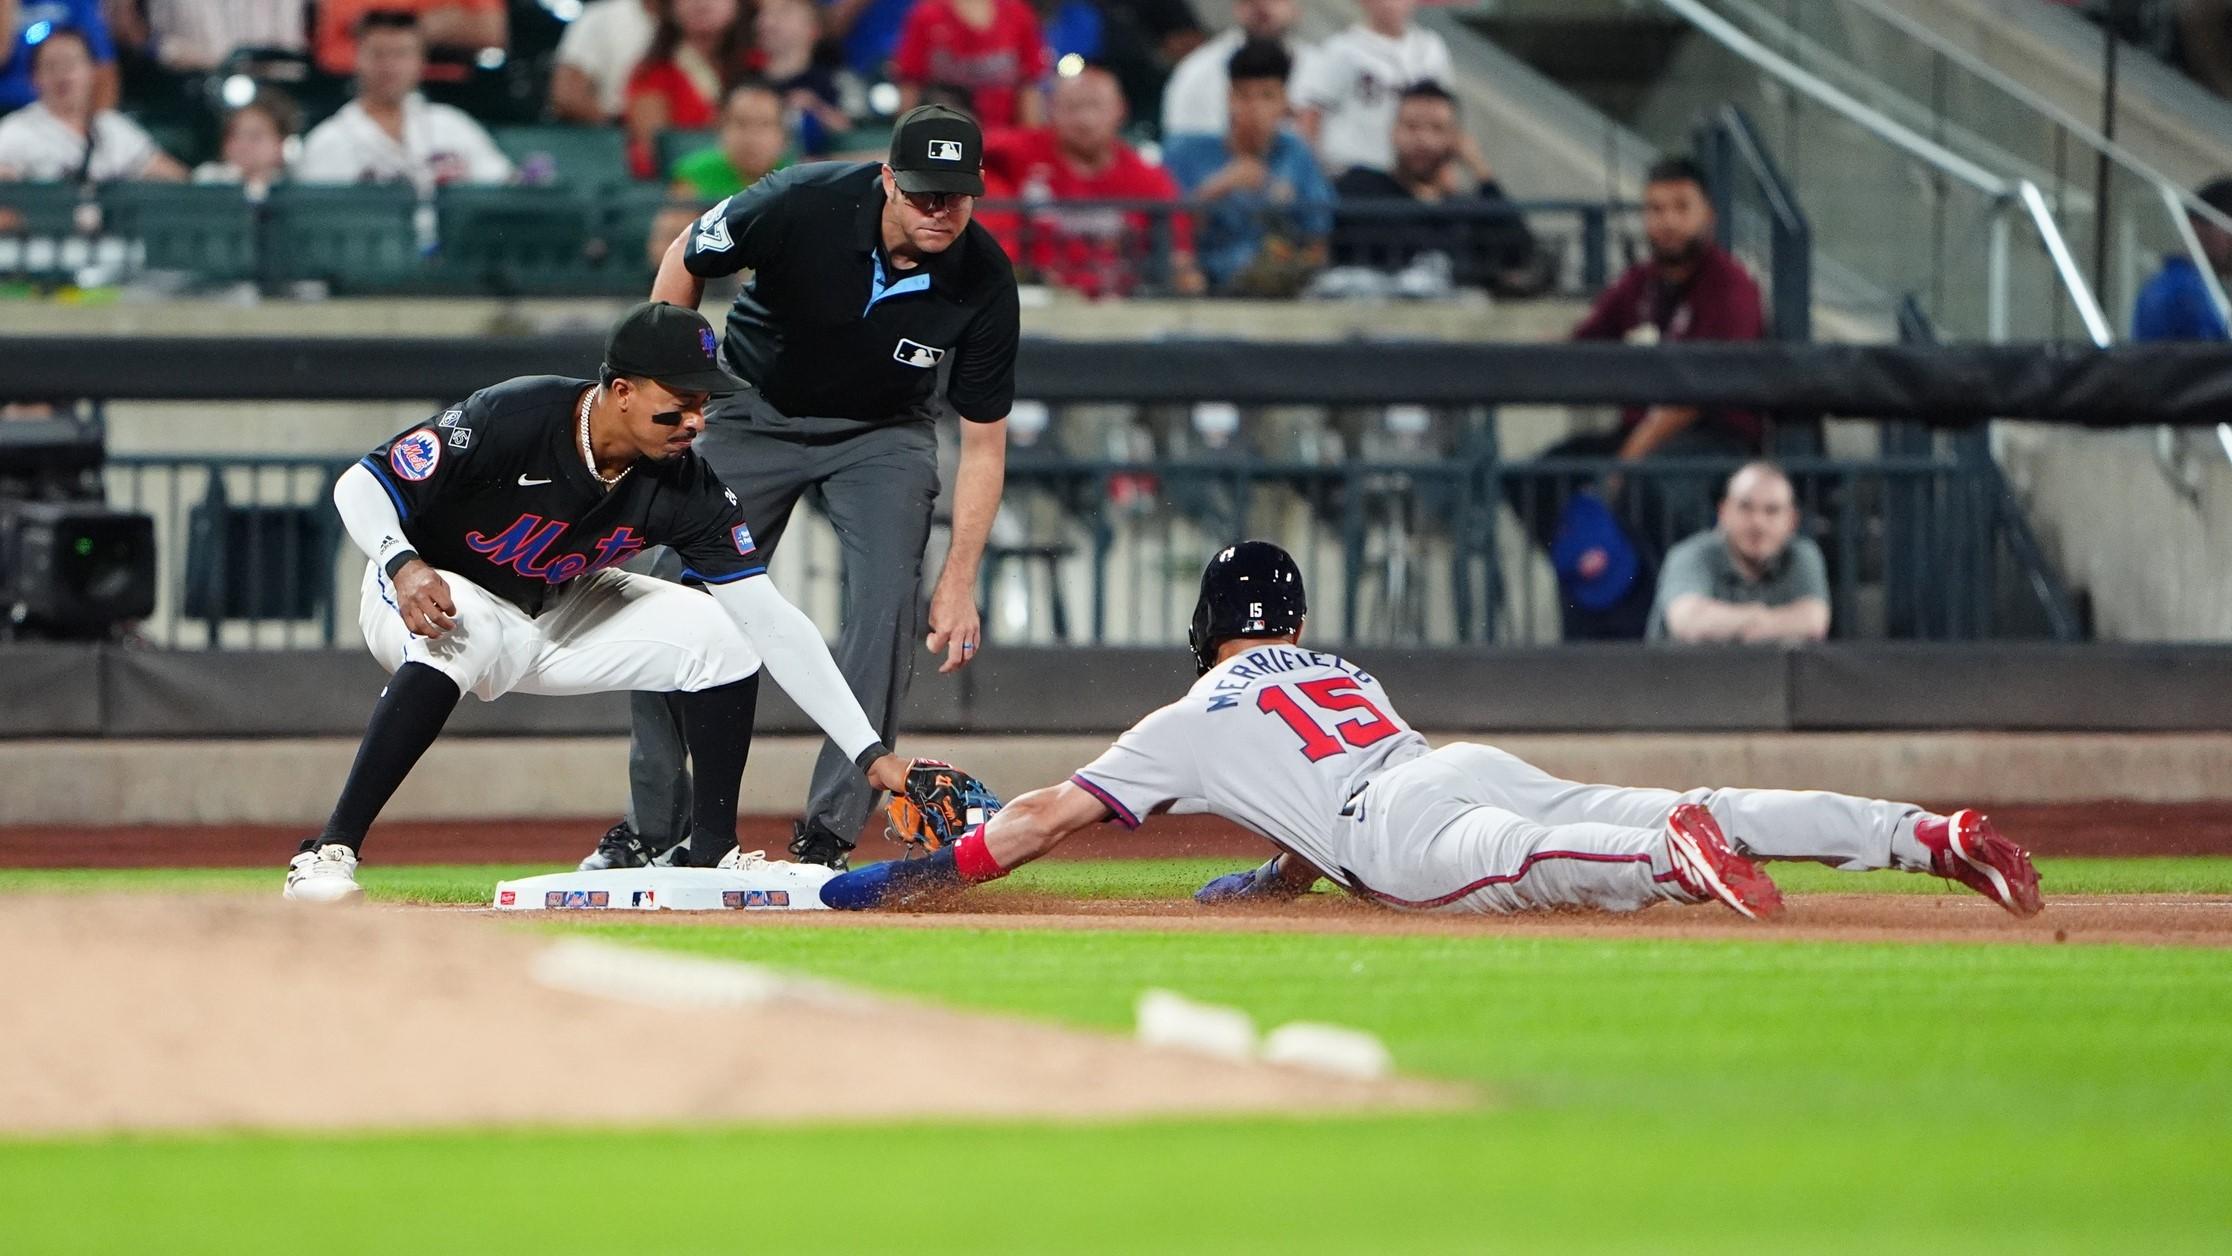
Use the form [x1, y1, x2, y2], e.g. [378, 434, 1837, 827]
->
[490, 124, 630, 190]
[435, 185, 604, 294]
[0, 182, 86, 235]
[262, 184, 422, 293]
[654, 128, 717, 178]
[182, 474, 338, 625]
[98, 184, 258, 284]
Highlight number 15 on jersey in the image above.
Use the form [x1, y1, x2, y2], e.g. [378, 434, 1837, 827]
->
[1257, 678, 1401, 761]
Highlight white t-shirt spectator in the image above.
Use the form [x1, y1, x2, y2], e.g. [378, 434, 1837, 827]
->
[1160, 27, 1321, 138]
[146, 0, 307, 69]
[0, 102, 164, 182]
[555, 0, 656, 120]
[296, 94, 514, 192]
[1293, 23, 1452, 174]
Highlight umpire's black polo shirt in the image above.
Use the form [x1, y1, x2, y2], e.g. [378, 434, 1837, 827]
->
[682, 161, 1019, 428]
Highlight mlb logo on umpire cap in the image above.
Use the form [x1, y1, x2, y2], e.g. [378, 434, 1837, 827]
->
[927, 139, 963, 161]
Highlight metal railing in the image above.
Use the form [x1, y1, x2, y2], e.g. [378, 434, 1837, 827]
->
[1655, 0, 2125, 346]
[0, 182, 1638, 301]
[96, 437, 2073, 651]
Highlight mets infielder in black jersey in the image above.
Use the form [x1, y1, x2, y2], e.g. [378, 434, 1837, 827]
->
[284, 302, 913, 902]
[819, 541, 2044, 920]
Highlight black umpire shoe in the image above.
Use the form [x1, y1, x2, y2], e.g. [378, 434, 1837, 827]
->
[787, 818, 856, 870]
[578, 822, 653, 872]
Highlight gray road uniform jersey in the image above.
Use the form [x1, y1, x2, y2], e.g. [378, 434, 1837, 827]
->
[1071, 646, 1937, 915]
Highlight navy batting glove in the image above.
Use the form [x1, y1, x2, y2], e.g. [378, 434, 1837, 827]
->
[820, 847, 962, 910]
[1195, 858, 1284, 904]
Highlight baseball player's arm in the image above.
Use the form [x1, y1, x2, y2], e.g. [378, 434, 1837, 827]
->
[705, 575, 906, 791]
[333, 463, 458, 638]
[818, 778, 1112, 909]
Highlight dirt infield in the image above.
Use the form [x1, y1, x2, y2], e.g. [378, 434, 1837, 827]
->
[0, 894, 1454, 1137]
[504, 891, 2232, 949]
[6, 800, 2232, 868]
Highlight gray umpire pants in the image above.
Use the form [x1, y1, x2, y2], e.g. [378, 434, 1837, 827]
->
[627, 412, 940, 848]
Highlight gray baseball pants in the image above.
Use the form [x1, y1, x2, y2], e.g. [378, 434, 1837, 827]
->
[626, 415, 940, 847]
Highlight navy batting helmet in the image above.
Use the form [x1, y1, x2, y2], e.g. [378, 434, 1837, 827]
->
[1188, 541, 1307, 675]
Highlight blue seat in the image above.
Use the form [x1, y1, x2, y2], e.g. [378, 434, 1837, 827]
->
[263, 184, 422, 292]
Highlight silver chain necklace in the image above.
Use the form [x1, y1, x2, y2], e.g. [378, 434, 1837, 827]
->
[577, 386, 628, 488]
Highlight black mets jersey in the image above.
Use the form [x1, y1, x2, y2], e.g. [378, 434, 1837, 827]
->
[682, 161, 1019, 424]
[361, 376, 765, 614]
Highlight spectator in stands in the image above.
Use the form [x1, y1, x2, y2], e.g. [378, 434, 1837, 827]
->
[1, 3, 117, 112]
[979, 61, 1201, 297]
[1162, 38, 1331, 296]
[1094, 0, 1204, 118]
[823, 0, 910, 79]
[192, 90, 294, 198]
[892, 0, 1048, 128]
[1648, 461, 1830, 644]
[315, 1, 506, 85]
[2134, 176, 2232, 341]
[647, 76, 790, 260]
[624, 0, 754, 179]
[1515, 156, 1763, 641]
[0, 25, 183, 181]
[105, 0, 306, 72]
[549, 0, 655, 123]
[756, 0, 851, 156]
[296, 11, 512, 190]
[1160, 0, 1315, 138]
[1292, 0, 1450, 175]
[1571, 156, 1765, 456]
[1331, 80, 1539, 294]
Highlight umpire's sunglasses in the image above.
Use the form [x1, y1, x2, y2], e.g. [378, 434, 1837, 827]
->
[899, 189, 973, 215]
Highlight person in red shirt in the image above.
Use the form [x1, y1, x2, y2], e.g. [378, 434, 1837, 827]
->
[1525, 156, 1768, 640]
[893, 0, 1048, 129]
[979, 64, 1202, 297]
[624, 0, 756, 178]
[316, 0, 506, 83]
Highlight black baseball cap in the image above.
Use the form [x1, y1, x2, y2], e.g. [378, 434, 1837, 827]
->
[887, 104, 985, 196]
[602, 301, 750, 396]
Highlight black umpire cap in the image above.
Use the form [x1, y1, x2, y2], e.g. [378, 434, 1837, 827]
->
[888, 104, 986, 197]
[603, 301, 751, 395]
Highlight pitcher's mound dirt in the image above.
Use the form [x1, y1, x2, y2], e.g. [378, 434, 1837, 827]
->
[0, 895, 1454, 1137]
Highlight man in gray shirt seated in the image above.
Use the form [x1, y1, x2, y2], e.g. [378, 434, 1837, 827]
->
[1648, 461, 1830, 643]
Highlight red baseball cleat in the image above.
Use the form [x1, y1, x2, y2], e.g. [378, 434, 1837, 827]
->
[1916, 810, 2044, 917]
[1664, 803, 1785, 921]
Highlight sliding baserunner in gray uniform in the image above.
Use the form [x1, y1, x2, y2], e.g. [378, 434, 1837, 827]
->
[819, 541, 2046, 921]
[584, 104, 1020, 872]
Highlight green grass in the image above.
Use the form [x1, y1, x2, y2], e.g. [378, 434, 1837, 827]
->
[3, 854, 2230, 903]
[3, 862, 2230, 1252]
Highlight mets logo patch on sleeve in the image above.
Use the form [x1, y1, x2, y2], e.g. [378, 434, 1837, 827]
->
[389, 428, 443, 481]
[732, 522, 756, 554]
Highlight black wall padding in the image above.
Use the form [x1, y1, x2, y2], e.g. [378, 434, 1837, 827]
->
[1786, 644, 2232, 731]
[11, 643, 2232, 737]
[0, 643, 103, 735]
[7, 338, 2230, 424]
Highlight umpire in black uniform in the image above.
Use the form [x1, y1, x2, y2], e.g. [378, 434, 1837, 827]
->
[583, 104, 1019, 872]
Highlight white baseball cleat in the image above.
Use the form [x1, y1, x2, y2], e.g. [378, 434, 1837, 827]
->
[714, 847, 766, 871]
[283, 843, 365, 903]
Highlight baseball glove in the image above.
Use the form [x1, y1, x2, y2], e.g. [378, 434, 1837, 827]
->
[884, 759, 1002, 857]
